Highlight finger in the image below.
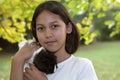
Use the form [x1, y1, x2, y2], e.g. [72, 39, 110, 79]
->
[29, 63, 46, 76]
[34, 45, 41, 51]
[25, 67, 31, 73]
[24, 72, 31, 80]
[30, 43, 40, 49]
[29, 43, 36, 47]
[23, 74, 28, 80]
[36, 42, 41, 46]
[32, 42, 40, 45]
[21, 42, 29, 48]
[29, 63, 37, 71]
[28, 44, 40, 53]
[30, 42, 39, 46]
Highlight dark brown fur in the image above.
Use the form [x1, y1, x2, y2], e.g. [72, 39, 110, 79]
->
[33, 49, 57, 74]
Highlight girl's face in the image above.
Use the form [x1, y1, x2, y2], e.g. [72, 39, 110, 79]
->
[36, 10, 71, 53]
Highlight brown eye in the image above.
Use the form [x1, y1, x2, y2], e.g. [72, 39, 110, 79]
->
[37, 27, 45, 32]
[51, 24, 59, 29]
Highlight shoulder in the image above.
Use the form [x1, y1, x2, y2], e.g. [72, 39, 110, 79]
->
[72, 56, 98, 80]
[69, 55, 95, 73]
[71, 55, 96, 74]
[72, 55, 93, 67]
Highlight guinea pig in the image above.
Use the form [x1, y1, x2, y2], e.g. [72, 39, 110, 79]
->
[33, 48, 58, 74]
[18, 40, 57, 74]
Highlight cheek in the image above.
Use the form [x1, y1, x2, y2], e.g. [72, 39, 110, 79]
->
[55, 29, 67, 40]
[36, 32, 44, 43]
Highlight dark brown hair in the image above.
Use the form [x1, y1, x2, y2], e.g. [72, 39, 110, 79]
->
[31, 1, 79, 54]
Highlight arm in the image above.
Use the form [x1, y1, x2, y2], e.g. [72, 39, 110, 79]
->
[10, 43, 40, 80]
[10, 55, 25, 80]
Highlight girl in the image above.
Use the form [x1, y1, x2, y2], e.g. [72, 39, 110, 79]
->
[10, 1, 98, 80]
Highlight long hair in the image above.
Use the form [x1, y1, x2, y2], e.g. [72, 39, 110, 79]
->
[31, 1, 80, 54]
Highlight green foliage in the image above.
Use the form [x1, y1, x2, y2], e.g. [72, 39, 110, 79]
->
[76, 23, 96, 45]
[110, 22, 120, 38]
[97, 12, 106, 18]
[0, 47, 2, 51]
[88, 0, 120, 40]
[0, 0, 120, 45]
[104, 20, 115, 29]
[0, 0, 45, 43]
[63, 0, 120, 41]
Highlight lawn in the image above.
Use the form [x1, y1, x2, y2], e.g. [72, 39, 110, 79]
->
[0, 53, 12, 80]
[0, 41, 120, 80]
[75, 41, 120, 80]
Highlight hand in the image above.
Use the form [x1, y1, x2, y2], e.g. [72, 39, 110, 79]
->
[13, 42, 40, 62]
[10, 42, 40, 80]
[24, 64, 48, 80]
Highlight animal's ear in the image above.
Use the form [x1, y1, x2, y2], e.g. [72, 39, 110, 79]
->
[66, 23, 72, 34]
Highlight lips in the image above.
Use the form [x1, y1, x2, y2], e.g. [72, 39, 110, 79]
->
[45, 41, 57, 45]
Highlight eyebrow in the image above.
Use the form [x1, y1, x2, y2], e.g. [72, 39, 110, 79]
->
[50, 21, 59, 24]
[36, 21, 59, 27]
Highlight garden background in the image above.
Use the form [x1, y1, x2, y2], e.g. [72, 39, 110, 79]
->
[0, 0, 120, 80]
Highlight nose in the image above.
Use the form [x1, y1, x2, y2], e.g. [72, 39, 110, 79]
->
[45, 28, 52, 38]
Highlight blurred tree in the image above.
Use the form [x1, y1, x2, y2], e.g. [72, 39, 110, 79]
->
[63, 0, 120, 41]
[0, 0, 120, 48]
[0, 0, 45, 43]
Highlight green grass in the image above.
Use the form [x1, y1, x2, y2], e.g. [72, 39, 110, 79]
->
[75, 41, 120, 80]
[0, 41, 120, 80]
[0, 53, 11, 80]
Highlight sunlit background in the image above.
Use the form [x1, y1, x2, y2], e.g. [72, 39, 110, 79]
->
[0, 0, 120, 80]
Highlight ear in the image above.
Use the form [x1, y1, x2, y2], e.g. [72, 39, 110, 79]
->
[66, 23, 72, 34]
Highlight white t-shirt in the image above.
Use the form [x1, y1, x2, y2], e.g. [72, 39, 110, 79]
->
[46, 55, 98, 80]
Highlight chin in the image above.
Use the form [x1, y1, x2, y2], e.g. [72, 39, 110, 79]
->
[45, 47, 58, 53]
[45, 49, 57, 53]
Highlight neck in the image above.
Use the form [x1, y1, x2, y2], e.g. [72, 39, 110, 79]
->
[54, 49, 71, 63]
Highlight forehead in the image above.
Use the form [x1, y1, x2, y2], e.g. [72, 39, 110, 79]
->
[36, 10, 63, 24]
